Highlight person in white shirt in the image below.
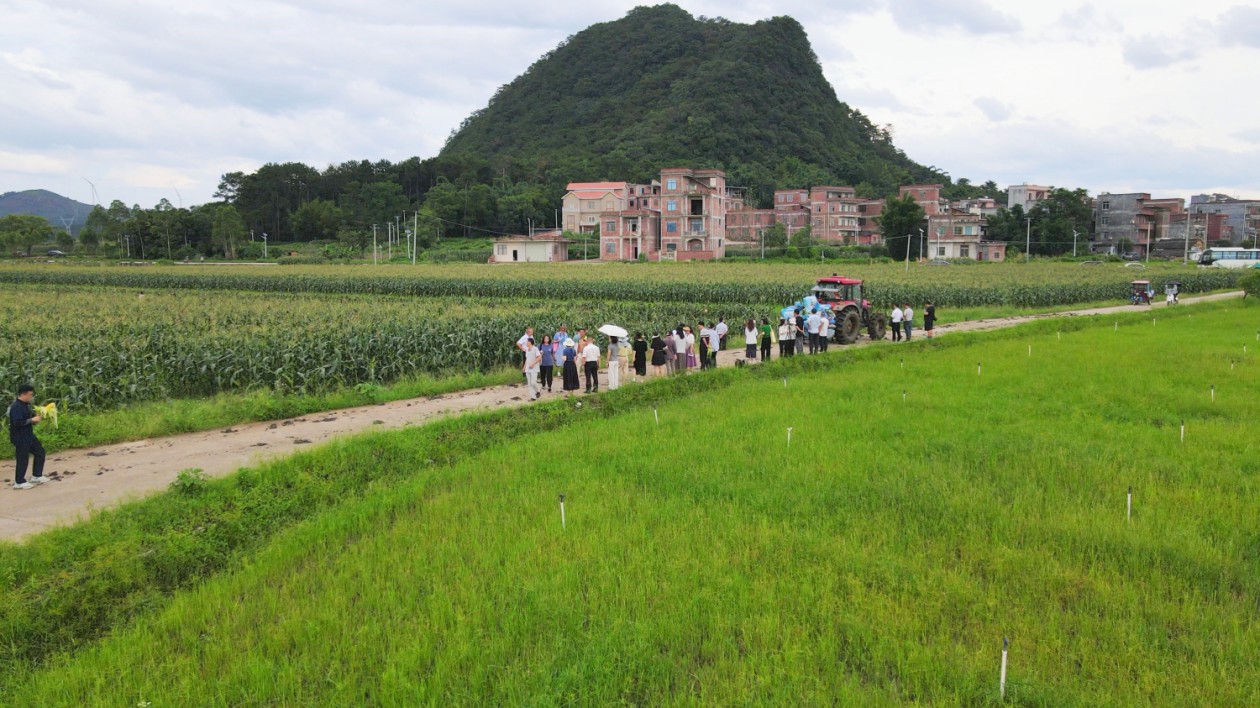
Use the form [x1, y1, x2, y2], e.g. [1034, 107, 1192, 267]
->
[582, 339, 601, 392]
[806, 310, 823, 354]
[522, 338, 541, 400]
[714, 318, 729, 352]
[744, 319, 759, 360]
[818, 311, 831, 352]
[778, 318, 793, 357]
[516, 327, 534, 366]
[890, 305, 903, 342]
[902, 303, 914, 341]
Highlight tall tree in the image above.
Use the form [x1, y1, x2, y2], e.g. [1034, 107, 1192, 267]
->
[1026, 188, 1092, 256]
[211, 205, 246, 259]
[875, 194, 926, 260]
[0, 214, 55, 255]
[291, 199, 343, 242]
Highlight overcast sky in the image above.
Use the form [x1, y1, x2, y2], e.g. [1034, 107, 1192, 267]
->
[3, 0, 1258, 210]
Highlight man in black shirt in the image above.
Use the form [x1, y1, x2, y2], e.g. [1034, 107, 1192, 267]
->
[8, 384, 46, 490]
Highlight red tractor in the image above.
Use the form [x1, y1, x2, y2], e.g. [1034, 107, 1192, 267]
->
[811, 276, 888, 344]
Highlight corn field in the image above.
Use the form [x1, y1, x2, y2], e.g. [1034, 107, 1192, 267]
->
[0, 262, 1239, 309]
[0, 285, 758, 410]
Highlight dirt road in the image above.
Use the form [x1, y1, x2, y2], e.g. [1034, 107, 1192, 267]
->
[0, 291, 1242, 541]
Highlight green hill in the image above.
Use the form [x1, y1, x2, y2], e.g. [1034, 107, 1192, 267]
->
[439, 4, 942, 203]
[0, 189, 93, 234]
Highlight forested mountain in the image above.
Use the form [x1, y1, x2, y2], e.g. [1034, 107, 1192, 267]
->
[441, 4, 942, 205]
[0, 190, 93, 234]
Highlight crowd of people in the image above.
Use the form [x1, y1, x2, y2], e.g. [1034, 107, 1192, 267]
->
[513, 303, 938, 399]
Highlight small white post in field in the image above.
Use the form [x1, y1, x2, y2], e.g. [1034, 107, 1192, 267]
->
[1180, 419, 1185, 443]
[900, 358, 904, 370]
[1231, 360, 1235, 371]
[1127, 486, 1132, 523]
[1153, 317, 1156, 326]
[787, 427, 793, 448]
[902, 390, 907, 403]
[653, 406, 659, 425]
[783, 377, 788, 389]
[1210, 384, 1215, 402]
[1000, 637, 1009, 700]
[1028, 345, 1032, 357]
[1115, 321, 1118, 332]
[559, 493, 566, 529]
[978, 362, 982, 376]
[1057, 331, 1061, 341]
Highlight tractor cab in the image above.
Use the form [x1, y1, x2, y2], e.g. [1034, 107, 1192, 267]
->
[1130, 280, 1153, 305]
[811, 276, 869, 311]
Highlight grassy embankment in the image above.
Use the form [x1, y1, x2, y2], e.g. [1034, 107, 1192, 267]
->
[3, 299, 1256, 704]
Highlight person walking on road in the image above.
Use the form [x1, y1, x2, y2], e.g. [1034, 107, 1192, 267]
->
[561, 338, 580, 396]
[923, 302, 936, 339]
[650, 332, 668, 377]
[759, 317, 774, 362]
[8, 384, 47, 490]
[890, 305, 903, 342]
[539, 335, 556, 392]
[902, 303, 914, 341]
[582, 337, 601, 393]
[523, 337, 541, 400]
[607, 335, 622, 390]
[744, 319, 759, 360]
[632, 332, 648, 382]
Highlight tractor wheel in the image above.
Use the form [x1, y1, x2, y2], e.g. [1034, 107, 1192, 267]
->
[837, 308, 862, 344]
[868, 312, 888, 341]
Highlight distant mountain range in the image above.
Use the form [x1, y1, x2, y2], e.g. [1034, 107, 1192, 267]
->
[0, 190, 94, 234]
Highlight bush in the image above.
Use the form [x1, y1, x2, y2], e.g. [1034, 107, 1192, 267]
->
[1240, 269, 1260, 298]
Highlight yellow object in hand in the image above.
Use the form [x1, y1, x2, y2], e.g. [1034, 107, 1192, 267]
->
[36, 402, 59, 429]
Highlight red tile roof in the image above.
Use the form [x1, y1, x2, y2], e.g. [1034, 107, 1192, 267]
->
[567, 182, 627, 191]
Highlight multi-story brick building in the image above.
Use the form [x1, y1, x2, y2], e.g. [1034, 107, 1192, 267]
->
[809, 186, 862, 243]
[562, 182, 645, 234]
[925, 209, 1006, 261]
[900, 184, 946, 216]
[1189, 193, 1260, 244]
[857, 199, 886, 245]
[578, 168, 729, 261]
[1092, 192, 1184, 255]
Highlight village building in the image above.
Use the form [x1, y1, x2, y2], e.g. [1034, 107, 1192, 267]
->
[490, 230, 571, 263]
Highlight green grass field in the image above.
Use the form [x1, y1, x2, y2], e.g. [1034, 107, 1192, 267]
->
[5, 300, 1256, 704]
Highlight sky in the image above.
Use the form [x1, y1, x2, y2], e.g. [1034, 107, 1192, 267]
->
[2, 0, 1258, 211]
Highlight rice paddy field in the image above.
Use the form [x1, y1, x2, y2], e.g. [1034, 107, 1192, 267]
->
[4, 299, 1256, 705]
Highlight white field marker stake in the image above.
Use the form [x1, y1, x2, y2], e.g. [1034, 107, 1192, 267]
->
[1211, 384, 1215, 402]
[1153, 317, 1156, 326]
[902, 390, 907, 403]
[1115, 321, 1118, 332]
[1000, 637, 1009, 700]
[1028, 345, 1032, 357]
[653, 406, 659, 425]
[900, 358, 904, 370]
[783, 377, 788, 389]
[559, 493, 566, 529]
[978, 362, 982, 376]
[1231, 361, 1235, 371]
[1127, 486, 1132, 523]
[1180, 419, 1185, 443]
[787, 427, 793, 448]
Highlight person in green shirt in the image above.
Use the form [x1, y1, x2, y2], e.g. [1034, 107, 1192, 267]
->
[758, 317, 773, 361]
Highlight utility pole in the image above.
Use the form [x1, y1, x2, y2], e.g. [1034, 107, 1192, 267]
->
[1025, 217, 1032, 262]
[904, 234, 910, 272]
[1183, 211, 1192, 264]
[413, 211, 418, 265]
[372, 224, 378, 265]
[1072, 229, 1079, 258]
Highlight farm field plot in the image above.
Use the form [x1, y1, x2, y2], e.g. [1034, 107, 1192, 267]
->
[9, 302, 1257, 705]
[0, 260, 1236, 308]
[0, 284, 759, 411]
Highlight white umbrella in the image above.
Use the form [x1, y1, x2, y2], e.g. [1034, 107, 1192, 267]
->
[598, 324, 628, 338]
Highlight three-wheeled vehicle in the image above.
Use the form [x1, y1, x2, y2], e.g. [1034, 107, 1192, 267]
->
[1130, 280, 1153, 305]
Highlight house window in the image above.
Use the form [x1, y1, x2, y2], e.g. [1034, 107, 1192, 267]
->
[1101, 216, 1109, 225]
[954, 226, 963, 235]
[938, 246, 946, 256]
[960, 245, 970, 258]
[1101, 201, 1111, 210]
[689, 218, 703, 234]
[667, 200, 677, 212]
[606, 220, 616, 232]
[666, 222, 678, 233]
[585, 201, 595, 209]
[666, 243, 677, 252]
[496, 244, 506, 255]
[605, 201, 613, 211]
[666, 178, 678, 190]
[606, 242, 616, 254]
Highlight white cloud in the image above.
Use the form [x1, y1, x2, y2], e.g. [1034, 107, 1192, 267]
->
[0, 0, 1258, 208]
